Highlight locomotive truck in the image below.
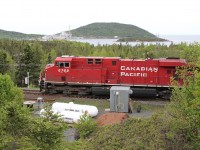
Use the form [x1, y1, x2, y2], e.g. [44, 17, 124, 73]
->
[39, 55, 186, 99]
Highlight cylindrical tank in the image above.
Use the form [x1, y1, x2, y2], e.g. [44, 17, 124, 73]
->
[39, 109, 45, 117]
[39, 109, 85, 123]
[51, 102, 98, 117]
[59, 111, 84, 123]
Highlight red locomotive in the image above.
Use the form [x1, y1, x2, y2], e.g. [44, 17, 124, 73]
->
[39, 55, 186, 99]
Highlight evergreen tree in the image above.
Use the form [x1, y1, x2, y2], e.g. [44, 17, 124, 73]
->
[0, 49, 15, 80]
[0, 74, 67, 149]
[47, 52, 52, 63]
[31, 43, 44, 85]
[0, 50, 10, 74]
[16, 43, 44, 86]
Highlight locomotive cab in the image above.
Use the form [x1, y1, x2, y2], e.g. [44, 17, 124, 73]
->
[39, 56, 73, 93]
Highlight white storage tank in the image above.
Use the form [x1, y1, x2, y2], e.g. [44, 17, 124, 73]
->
[51, 102, 98, 117]
[40, 109, 85, 123]
[59, 111, 84, 123]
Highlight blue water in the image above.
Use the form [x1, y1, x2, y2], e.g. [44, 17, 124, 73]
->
[71, 35, 200, 46]
[160, 35, 200, 44]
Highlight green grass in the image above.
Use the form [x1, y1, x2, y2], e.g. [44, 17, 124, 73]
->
[131, 101, 166, 111]
[55, 98, 167, 119]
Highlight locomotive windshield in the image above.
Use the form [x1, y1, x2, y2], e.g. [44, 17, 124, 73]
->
[56, 62, 70, 68]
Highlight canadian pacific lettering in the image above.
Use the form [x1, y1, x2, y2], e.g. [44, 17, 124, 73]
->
[120, 66, 158, 77]
[121, 66, 158, 72]
[120, 72, 147, 77]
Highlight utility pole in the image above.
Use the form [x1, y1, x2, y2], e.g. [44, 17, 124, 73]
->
[27, 72, 29, 88]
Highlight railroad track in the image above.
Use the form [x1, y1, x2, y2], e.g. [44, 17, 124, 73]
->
[22, 88, 168, 102]
[23, 91, 41, 95]
[22, 88, 41, 93]
[23, 89, 57, 102]
[22, 88, 110, 100]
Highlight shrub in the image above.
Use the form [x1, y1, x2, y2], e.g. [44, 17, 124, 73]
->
[74, 113, 97, 138]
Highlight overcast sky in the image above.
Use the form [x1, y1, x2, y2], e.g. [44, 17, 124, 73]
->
[0, 0, 199, 35]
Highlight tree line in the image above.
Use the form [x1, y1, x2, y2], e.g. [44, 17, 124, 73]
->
[0, 39, 200, 87]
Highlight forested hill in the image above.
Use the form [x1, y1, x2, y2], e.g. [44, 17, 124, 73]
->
[0, 22, 165, 41]
[70, 22, 165, 41]
[0, 29, 42, 40]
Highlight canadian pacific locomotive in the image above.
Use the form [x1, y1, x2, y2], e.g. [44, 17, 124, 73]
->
[39, 55, 186, 99]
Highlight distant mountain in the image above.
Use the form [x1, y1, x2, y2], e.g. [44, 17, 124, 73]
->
[70, 22, 166, 41]
[0, 22, 166, 41]
[0, 29, 43, 40]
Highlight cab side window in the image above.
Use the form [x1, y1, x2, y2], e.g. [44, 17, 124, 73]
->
[112, 61, 117, 66]
[56, 62, 70, 68]
[87, 59, 93, 64]
[64, 62, 70, 67]
[60, 62, 64, 67]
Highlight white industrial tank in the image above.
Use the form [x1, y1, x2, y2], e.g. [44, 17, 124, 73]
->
[59, 111, 84, 123]
[51, 102, 98, 117]
[40, 109, 84, 123]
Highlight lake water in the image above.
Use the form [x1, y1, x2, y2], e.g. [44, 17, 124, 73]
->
[71, 35, 200, 46]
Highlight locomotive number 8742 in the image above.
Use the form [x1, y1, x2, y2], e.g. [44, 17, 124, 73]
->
[39, 55, 186, 99]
